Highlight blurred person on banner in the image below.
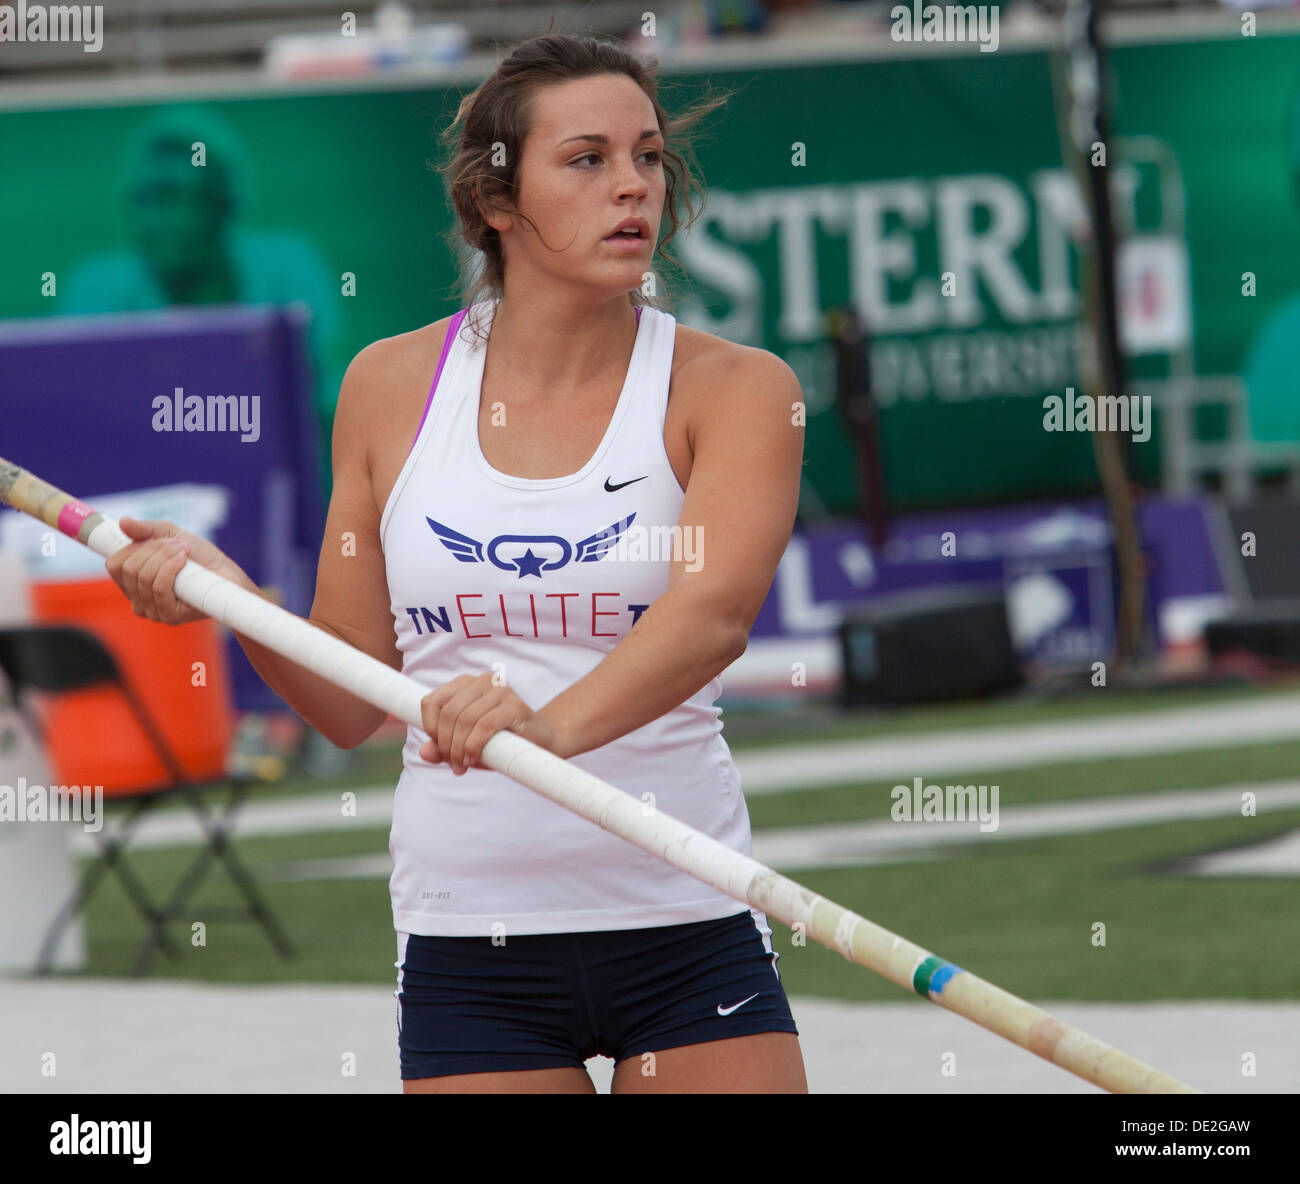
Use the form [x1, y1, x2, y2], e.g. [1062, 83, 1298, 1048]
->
[58, 105, 345, 498]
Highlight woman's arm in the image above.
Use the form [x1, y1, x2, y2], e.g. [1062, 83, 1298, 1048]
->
[242, 339, 413, 748]
[540, 348, 804, 756]
[108, 337, 415, 750]
[427, 346, 804, 772]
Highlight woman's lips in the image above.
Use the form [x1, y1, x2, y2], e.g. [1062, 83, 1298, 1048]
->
[603, 233, 647, 251]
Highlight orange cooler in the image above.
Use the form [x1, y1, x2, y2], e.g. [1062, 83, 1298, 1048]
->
[30, 576, 235, 797]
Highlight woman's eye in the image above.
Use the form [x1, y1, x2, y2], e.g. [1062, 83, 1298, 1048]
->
[570, 151, 661, 167]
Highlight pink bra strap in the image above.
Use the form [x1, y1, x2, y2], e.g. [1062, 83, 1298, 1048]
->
[410, 308, 468, 457]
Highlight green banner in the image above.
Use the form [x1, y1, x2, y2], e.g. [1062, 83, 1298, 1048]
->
[3, 29, 1298, 510]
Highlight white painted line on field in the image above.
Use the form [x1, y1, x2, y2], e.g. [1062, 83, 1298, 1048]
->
[734, 693, 1300, 794]
[750, 782, 1300, 871]
[1183, 826, 1300, 877]
[68, 786, 397, 854]
[238, 781, 1300, 882]
[66, 692, 1300, 854]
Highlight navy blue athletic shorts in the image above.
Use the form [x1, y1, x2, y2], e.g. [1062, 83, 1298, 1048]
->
[394, 909, 799, 1079]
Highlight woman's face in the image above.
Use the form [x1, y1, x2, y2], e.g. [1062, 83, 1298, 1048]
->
[493, 73, 666, 296]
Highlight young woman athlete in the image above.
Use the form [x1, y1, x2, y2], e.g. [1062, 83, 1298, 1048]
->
[105, 32, 807, 1093]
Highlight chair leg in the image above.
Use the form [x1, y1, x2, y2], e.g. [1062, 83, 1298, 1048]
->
[35, 839, 113, 975]
[138, 782, 297, 969]
[99, 815, 190, 973]
[185, 781, 297, 960]
[127, 828, 222, 976]
[42, 780, 298, 975]
[111, 844, 190, 976]
[35, 796, 183, 973]
[207, 819, 297, 960]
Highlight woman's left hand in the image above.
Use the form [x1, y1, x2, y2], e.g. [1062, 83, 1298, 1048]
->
[418, 672, 561, 774]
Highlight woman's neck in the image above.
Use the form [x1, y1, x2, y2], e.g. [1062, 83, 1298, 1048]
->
[484, 291, 639, 395]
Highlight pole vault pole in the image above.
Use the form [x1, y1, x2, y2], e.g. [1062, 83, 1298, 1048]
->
[0, 456, 1196, 1094]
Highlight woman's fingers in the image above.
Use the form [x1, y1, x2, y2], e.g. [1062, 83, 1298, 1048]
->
[151, 541, 192, 622]
[128, 541, 176, 620]
[436, 674, 495, 772]
[107, 520, 174, 607]
[419, 676, 470, 764]
[116, 543, 151, 612]
[106, 526, 200, 623]
[460, 701, 525, 770]
[117, 514, 161, 541]
[420, 673, 512, 774]
[447, 691, 510, 773]
[134, 539, 180, 603]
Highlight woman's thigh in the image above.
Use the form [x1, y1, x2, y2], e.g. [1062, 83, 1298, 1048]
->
[610, 1032, 807, 1094]
[404, 1066, 596, 1094]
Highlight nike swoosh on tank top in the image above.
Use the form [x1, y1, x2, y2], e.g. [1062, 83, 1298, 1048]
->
[379, 299, 755, 936]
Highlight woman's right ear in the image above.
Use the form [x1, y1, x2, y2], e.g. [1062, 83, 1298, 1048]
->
[474, 181, 512, 234]
[478, 200, 511, 235]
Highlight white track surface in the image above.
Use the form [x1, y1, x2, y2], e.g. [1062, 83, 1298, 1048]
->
[0, 980, 1292, 1093]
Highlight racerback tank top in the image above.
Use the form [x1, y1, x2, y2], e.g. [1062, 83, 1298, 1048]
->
[379, 299, 755, 936]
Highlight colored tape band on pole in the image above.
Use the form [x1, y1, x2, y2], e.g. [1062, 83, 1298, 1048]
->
[928, 962, 963, 997]
[56, 499, 95, 539]
[912, 954, 964, 998]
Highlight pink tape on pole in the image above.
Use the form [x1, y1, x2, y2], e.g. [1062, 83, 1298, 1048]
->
[56, 500, 94, 538]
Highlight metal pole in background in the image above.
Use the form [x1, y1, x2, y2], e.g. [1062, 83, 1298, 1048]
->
[1052, 0, 1152, 672]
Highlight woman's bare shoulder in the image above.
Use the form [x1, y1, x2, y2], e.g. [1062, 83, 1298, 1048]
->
[671, 322, 796, 396]
[343, 316, 458, 407]
[333, 316, 461, 506]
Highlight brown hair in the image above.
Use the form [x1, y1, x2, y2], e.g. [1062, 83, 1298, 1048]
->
[435, 31, 734, 341]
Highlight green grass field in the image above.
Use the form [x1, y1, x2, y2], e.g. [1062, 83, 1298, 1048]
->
[63, 682, 1300, 1003]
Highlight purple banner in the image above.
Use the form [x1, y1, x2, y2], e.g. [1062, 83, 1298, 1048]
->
[0, 305, 324, 712]
[750, 497, 1229, 666]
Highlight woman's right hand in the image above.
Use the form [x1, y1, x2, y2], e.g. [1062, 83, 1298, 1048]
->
[105, 515, 247, 625]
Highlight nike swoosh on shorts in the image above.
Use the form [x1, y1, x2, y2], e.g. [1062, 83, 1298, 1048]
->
[716, 992, 760, 1016]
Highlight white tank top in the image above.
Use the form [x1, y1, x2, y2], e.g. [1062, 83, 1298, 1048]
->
[379, 299, 754, 936]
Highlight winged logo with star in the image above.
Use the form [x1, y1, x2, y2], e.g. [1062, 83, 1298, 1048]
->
[424, 514, 636, 578]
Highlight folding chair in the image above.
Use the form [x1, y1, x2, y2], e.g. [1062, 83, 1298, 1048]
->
[0, 624, 296, 976]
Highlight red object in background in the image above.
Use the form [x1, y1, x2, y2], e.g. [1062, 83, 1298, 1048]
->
[29, 577, 234, 797]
